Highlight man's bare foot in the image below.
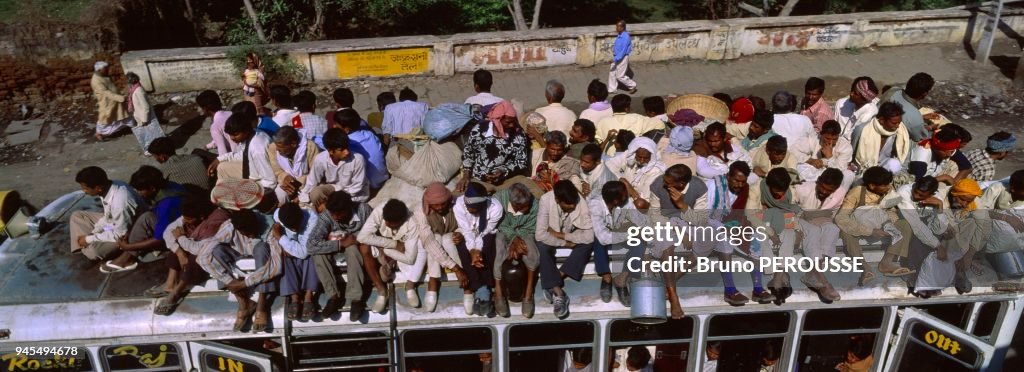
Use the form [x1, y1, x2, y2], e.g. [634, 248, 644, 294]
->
[669, 302, 685, 319]
[94, 133, 105, 141]
[234, 300, 257, 332]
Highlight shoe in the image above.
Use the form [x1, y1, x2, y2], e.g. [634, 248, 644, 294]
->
[371, 293, 388, 314]
[349, 300, 365, 322]
[543, 289, 553, 304]
[628, 87, 638, 94]
[723, 291, 749, 306]
[522, 297, 535, 319]
[553, 293, 570, 319]
[819, 283, 841, 303]
[751, 289, 775, 304]
[100, 260, 138, 274]
[463, 294, 475, 315]
[424, 291, 438, 312]
[600, 280, 613, 303]
[405, 289, 420, 308]
[477, 299, 494, 318]
[494, 296, 510, 318]
[615, 285, 631, 307]
[322, 296, 344, 318]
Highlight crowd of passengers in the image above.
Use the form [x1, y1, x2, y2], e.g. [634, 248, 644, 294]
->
[71, 58, 1024, 332]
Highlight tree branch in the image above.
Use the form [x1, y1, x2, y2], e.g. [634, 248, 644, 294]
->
[242, 0, 268, 42]
[779, 0, 799, 16]
[508, 0, 528, 30]
[529, 0, 543, 30]
[738, 2, 765, 16]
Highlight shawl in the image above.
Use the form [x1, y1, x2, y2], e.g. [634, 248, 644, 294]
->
[854, 118, 910, 169]
[759, 178, 802, 234]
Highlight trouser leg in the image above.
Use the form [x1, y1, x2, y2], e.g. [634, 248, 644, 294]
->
[251, 242, 278, 294]
[560, 243, 595, 282]
[536, 241, 562, 290]
[343, 245, 365, 301]
[313, 253, 341, 299]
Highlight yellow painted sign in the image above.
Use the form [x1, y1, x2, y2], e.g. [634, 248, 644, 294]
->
[336, 48, 430, 79]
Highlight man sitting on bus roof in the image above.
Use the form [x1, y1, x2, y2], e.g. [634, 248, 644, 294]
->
[157, 195, 230, 316]
[589, 180, 648, 307]
[536, 180, 595, 320]
[835, 166, 914, 285]
[71, 166, 146, 261]
[101, 166, 186, 274]
[305, 190, 372, 322]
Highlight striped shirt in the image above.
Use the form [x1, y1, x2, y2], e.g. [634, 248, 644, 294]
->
[195, 220, 282, 287]
[160, 154, 210, 190]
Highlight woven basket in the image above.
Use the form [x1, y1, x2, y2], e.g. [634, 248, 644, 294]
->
[666, 94, 730, 124]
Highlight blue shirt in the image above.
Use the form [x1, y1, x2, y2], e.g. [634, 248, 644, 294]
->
[326, 129, 389, 189]
[257, 116, 279, 137]
[613, 31, 632, 63]
[885, 88, 929, 142]
[152, 183, 186, 238]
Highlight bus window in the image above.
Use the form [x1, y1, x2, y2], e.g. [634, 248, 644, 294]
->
[895, 321, 982, 372]
[508, 322, 595, 372]
[608, 318, 693, 371]
[708, 312, 790, 337]
[101, 344, 182, 371]
[1, 348, 94, 372]
[910, 303, 971, 330]
[971, 302, 1002, 338]
[802, 307, 884, 331]
[402, 327, 493, 372]
[798, 308, 884, 371]
[706, 313, 790, 371]
[290, 332, 389, 371]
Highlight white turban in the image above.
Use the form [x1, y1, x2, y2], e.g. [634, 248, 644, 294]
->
[94, 61, 109, 72]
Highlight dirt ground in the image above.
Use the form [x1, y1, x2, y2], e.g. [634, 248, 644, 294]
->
[2, 39, 1024, 208]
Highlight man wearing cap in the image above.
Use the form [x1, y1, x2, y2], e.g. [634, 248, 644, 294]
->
[965, 131, 1016, 182]
[199, 179, 282, 332]
[908, 128, 961, 195]
[91, 61, 133, 141]
[660, 126, 698, 172]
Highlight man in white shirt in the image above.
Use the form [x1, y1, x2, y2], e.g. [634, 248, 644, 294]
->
[274, 202, 321, 322]
[209, 111, 278, 191]
[70, 166, 146, 260]
[588, 180, 648, 306]
[535, 80, 577, 135]
[834, 76, 880, 142]
[465, 69, 504, 107]
[269, 85, 299, 127]
[357, 199, 426, 312]
[570, 144, 616, 201]
[382, 87, 429, 146]
[770, 91, 815, 147]
[696, 123, 752, 180]
[792, 169, 847, 303]
[270, 126, 319, 205]
[454, 182, 505, 317]
[536, 180, 594, 319]
[793, 120, 854, 185]
[300, 128, 369, 207]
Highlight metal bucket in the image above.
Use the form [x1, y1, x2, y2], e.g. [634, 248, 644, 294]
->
[630, 276, 667, 324]
[988, 250, 1024, 278]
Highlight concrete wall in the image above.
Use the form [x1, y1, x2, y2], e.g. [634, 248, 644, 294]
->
[121, 8, 1024, 93]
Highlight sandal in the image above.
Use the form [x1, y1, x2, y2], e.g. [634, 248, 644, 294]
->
[233, 304, 257, 332]
[154, 295, 184, 316]
[100, 260, 138, 274]
[858, 270, 876, 287]
[880, 266, 916, 277]
[286, 302, 301, 321]
[144, 284, 170, 298]
[300, 301, 317, 322]
[252, 310, 269, 333]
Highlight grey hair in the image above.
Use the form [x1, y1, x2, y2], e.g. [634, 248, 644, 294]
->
[545, 80, 565, 102]
[125, 72, 140, 85]
[274, 125, 300, 144]
[771, 91, 796, 114]
[509, 182, 534, 205]
[544, 130, 568, 147]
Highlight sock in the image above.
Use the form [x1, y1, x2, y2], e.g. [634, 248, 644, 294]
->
[722, 272, 737, 294]
[752, 268, 764, 293]
[476, 286, 491, 301]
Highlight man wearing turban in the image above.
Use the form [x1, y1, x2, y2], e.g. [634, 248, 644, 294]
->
[91, 60, 133, 140]
[964, 131, 1017, 182]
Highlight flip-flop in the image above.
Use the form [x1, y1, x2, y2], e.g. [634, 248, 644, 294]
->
[144, 284, 170, 298]
[880, 267, 916, 277]
[858, 270, 876, 286]
[154, 295, 184, 316]
[301, 301, 317, 322]
[100, 260, 138, 274]
[252, 311, 269, 333]
[286, 302, 300, 321]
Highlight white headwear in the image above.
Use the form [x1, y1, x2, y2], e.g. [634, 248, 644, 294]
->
[94, 61, 109, 72]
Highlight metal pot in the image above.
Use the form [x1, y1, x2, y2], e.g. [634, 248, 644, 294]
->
[630, 275, 667, 325]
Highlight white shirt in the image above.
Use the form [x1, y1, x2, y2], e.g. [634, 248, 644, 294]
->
[535, 103, 578, 135]
[791, 135, 854, 168]
[834, 96, 879, 142]
[217, 131, 278, 189]
[301, 151, 369, 202]
[272, 108, 300, 127]
[465, 92, 504, 106]
[580, 106, 613, 125]
[588, 197, 647, 246]
[696, 143, 751, 180]
[772, 113, 815, 147]
[382, 100, 429, 136]
[86, 181, 145, 244]
[453, 196, 504, 250]
[357, 204, 419, 249]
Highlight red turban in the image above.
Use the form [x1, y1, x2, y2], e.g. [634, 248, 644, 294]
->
[925, 136, 961, 152]
[729, 98, 754, 123]
[422, 182, 453, 215]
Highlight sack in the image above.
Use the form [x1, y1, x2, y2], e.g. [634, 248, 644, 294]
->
[393, 141, 463, 187]
[132, 119, 165, 152]
[423, 103, 475, 141]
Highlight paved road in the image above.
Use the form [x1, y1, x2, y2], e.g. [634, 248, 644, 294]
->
[1, 41, 1019, 207]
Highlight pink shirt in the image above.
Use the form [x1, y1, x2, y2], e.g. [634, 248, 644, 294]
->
[209, 110, 236, 155]
[801, 98, 833, 133]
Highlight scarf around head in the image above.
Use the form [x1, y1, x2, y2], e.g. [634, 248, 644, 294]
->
[951, 178, 983, 211]
[624, 137, 666, 185]
[856, 79, 877, 101]
[487, 100, 517, 138]
[759, 176, 802, 234]
[989, 134, 1017, 152]
[463, 185, 490, 233]
[422, 182, 452, 215]
[922, 136, 961, 152]
[730, 97, 754, 123]
[667, 126, 695, 155]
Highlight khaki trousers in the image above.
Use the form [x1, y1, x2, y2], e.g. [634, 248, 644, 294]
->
[841, 219, 912, 259]
[69, 210, 119, 260]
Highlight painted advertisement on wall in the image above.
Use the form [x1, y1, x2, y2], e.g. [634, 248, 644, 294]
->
[741, 24, 851, 55]
[595, 32, 709, 63]
[336, 47, 431, 79]
[454, 40, 578, 72]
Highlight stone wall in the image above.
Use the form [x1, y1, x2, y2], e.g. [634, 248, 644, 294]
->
[122, 8, 1024, 94]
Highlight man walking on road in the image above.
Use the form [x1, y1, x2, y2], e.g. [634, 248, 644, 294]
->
[608, 20, 637, 95]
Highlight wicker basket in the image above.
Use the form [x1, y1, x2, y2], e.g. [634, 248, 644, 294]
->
[666, 94, 729, 124]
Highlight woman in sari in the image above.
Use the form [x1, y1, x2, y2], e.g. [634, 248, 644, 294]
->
[242, 52, 269, 116]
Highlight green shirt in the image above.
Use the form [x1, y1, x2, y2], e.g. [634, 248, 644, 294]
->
[493, 187, 538, 240]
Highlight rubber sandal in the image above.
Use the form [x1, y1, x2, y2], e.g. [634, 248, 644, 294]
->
[233, 305, 257, 332]
[880, 267, 916, 277]
[154, 295, 184, 316]
[300, 301, 317, 322]
[286, 302, 300, 321]
[144, 284, 170, 298]
[100, 260, 138, 274]
[252, 311, 269, 333]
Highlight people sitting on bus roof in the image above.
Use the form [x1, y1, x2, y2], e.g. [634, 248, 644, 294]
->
[300, 127, 370, 209]
[333, 108, 389, 190]
[71, 166, 147, 261]
[570, 144, 615, 201]
[414, 182, 470, 313]
[269, 126, 319, 207]
[568, 119, 598, 160]
[708, 161, 773, 306]
[908, 178, 986, 298]
[835, 166, 914, 285]
[156, 195, 229, 316]
[305, 190, 371, 322]
[537, 180, 595, 320]
[454, 182, 504, 317]
[101, 166, 186, 274]
[275, 202, 321, 322]
[891, 176, 948, 297]
[793, 168, 848, 303]
[357, 199, 426, 312]
[147, 137, 212, 193]
[792, 120, 854, 186]
[750, 136, 795, 186]
[590, 180, 648, 308]
[201, 179, 282, 332]
[492, 183, 541, 318]
[746, 168, 799, 305]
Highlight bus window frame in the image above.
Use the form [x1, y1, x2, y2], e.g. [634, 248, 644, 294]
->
[399, 325, 497, 370]
[699, 310, 794, 372]
[289, 331, 391, 368]
[965, 301, 1005, 341]
[99, 342, 187, 372]
[188, 340, 272, 372]
[605, 317, 694, 372]
[505, 321, 598, 371]
[794, 307, 889, 372]
[884, 307, 995, 371]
